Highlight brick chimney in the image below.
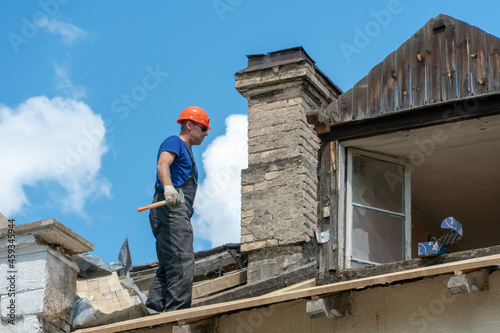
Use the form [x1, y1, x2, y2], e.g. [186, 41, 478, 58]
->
[235, 47, 341, 283]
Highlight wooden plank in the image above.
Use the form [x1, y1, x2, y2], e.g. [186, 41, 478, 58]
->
[104, 292, 120, 314]
[92, 293, 108, 314]
[116, 289, 133, 309]
[317, 141, 338, 273]
[265, 278, 316, 296]
[74, 254, 500, 333]
[77, 272, 135, 315]
[352, 76, 368, 120]
[338, 89, 353, 122]
[109, 272, 122, 292]
[424, 17, 442, 104]
[455, 18, 472, 98]
[397, 40, 411, 110]
[411, 26, 426, 107]
[194, 264, 315, 307]
[324, 92, 500, 141]
[368, 62, 383, 116]
[78, 291, 89, 301]
[98, 275, 111, 294]
[321, 245, 500, 286]
[87, 279, 100, 295]
[382, 51, 398, 114]
[76, 279, 88, 293]
[439, 15, 457, 102]
[328, 141, 339, 271]
[336, 141, 346, 270]
[318, 142, 331, 275]
[487, 34, 500, 93]
[192, 269, 247, 300]
[470, 25, 488, 95]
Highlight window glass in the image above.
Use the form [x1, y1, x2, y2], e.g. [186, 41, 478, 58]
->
[352, 154, 404, 213]
[352, 206, 404, 263]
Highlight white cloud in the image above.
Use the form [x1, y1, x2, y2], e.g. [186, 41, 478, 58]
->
[36, 17, 88, 45]
[53, 62, 87, 100]
[192, 114, 248, 247]
[0, 96, 110, 216]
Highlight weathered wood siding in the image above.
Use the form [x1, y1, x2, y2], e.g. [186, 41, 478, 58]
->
[334, 14, 500, 123]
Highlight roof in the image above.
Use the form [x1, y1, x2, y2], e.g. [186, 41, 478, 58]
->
[307, 14, 500, 130]
[74, 252, 500, 332]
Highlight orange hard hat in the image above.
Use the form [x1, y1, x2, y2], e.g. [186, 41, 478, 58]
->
[177, 106, 212, 130]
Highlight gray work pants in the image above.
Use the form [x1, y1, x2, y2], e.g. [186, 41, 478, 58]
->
[146, 190, 195, 312]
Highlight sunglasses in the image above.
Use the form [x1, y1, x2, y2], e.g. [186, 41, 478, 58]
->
[193, 122, 208, 132]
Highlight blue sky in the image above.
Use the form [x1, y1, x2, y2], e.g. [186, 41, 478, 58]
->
[1, 0, 499, 265]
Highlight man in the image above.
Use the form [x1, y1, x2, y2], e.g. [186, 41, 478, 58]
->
[146, 106, 211, 313]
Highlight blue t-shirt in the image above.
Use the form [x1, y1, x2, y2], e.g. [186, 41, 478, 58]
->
[155, 136, 197, 189]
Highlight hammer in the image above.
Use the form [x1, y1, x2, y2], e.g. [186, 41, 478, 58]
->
[137, 189, 185, 212]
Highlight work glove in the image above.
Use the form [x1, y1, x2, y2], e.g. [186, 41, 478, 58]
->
[164, 185, 181, 207]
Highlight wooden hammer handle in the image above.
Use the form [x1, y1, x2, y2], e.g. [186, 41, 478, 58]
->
[137, 200, 186, 212]
[137, 189, 185, 212]
[137, 200, 167, 212]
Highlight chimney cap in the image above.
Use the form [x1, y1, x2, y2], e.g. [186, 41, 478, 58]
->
[243, 46, 315, 72]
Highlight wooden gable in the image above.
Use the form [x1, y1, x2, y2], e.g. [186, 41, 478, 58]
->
[333, 14, 500, 123]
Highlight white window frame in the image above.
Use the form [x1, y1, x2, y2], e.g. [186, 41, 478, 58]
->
[344, 147, 411, 268]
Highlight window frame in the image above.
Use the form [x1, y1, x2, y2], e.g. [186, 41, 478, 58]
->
[344, 147, 412, 268]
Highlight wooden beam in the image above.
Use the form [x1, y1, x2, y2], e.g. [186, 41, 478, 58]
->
[192, 269, 247, 300]
[74, 254, 500, 333]
[194, 262, 316, 307]
[322, 91, 500, 142]
[265, 278, 316, 296]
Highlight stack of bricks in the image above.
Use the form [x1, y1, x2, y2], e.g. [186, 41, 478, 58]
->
[235, 47, 340, 283]
[76, 271, 134, 314]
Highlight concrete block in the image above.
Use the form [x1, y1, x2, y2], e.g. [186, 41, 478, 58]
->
[0, 252, 48, 293]
[447, 268, 489, 294]
[44, 252, 78, 321]
[306, 292, 352, 318]
[172, 324, 192, 333]
[0, 314, 43, 332]
[0, 218, 93, 255]
[1, 289, 45, 320]
[0, 246, 77, 324]
[0, 233, 37, 251]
